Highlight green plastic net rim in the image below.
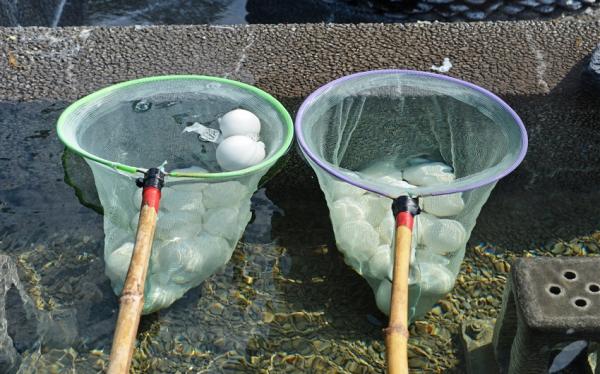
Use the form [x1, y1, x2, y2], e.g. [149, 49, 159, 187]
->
[57, 75, 294, 179]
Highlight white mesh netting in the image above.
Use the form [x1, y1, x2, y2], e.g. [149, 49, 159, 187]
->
[58, 77, 291, 313]
[95, 166, 261, 313]
[297, 72, 525, 319]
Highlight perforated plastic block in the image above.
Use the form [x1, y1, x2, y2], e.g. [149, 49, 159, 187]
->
[493, 257, 600, 374]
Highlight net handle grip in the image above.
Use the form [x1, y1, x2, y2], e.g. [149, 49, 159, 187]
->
[385, 196, 419, 374]
[107, 168, 164, 374]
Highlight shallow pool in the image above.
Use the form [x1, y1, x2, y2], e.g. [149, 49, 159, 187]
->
[1, 101, 600, 373]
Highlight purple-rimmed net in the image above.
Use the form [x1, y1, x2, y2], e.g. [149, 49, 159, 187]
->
[296, 70, 527, 197]
[295, 70, 527, 318]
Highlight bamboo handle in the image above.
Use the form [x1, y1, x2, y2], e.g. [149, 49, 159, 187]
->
[107, 203, 158, 374]
[108, 169, 164, 374]
[386, 215, 414, 374]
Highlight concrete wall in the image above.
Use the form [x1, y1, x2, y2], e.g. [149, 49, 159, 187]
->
[0, 21, 599, 246]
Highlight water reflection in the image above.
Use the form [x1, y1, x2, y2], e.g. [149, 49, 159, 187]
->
[59, 0, 248, 26]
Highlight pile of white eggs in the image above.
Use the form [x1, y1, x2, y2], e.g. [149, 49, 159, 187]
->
[103, 175, 255, 313]
[215, 109, 266, 171]
[100, 109, 270, 312]
[323, 159, 467, 316]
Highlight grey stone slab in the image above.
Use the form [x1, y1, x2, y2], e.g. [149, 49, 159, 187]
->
[461, 319, 500, 374]
[0, 22, 598, 101]
[513, 257, 600, 332]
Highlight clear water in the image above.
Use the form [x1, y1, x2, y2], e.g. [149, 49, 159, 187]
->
[76, 95, 279, 173]
[2, 101, 600, 372]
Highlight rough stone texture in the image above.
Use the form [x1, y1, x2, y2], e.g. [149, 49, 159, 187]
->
[461, 319, 500, 374]
[0, 21, 600, 247]
[493, 257, 600, 373]
[0, 22, 598, 100]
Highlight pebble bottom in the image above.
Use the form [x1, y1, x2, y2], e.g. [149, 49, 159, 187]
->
[11, 220, 600, 372]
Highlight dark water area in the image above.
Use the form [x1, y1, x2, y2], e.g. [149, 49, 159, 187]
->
[2, 0, 598, 28]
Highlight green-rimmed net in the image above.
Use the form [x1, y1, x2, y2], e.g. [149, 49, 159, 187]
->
[57, 76, 293, 313]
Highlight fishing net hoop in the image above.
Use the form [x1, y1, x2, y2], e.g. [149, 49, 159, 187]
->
[56, 75, 294, 313]
[295, 69, 528, 197]
[57, 75, 294, 179]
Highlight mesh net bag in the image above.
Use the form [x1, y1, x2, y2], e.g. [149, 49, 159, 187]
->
[295, 70, 527, 319]
[57, 76, 293, 314]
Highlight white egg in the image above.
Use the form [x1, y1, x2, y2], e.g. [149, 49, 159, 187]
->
[219, 109, 261, 139]
[329, 197, 366, 227]
[375, 279, 392, 315]
[216, 135, 266, 171]
[403, 162, 455, 186]
[132, 188, 142, 210]
[105, 242, 134, 288]
[343, 254, 365, 274]
[143, 283, 182, 314]
[204, 207, 241, 240]
[203, 181, 248, 208]
[415, 212, 435, 244]
[153, 238, 191, 274]
[187, 233, 233, 274]
[359, 194, 392, 227]
[420, 193, 465, 217]
[327, 180, 366, 201]
[358, 159, 405, 189]
[159, 186, 205, 213]
[418, 261, 455, 296]
[336, 220, 379, 263]
[376, 213, 395, 246]
[415, 212, 466, 255]
[364, 245, 393, 280]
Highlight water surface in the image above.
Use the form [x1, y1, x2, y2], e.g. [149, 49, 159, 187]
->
[1, 101, 600, 372]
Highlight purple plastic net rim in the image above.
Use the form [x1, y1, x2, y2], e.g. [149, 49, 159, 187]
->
[294, 69, 529, 197]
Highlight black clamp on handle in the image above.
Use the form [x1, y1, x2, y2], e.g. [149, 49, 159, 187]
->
[392, 195, 420, 217]
[135, 168, 165, 190]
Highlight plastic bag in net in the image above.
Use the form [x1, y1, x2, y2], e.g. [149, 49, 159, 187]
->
[58, 76, 292, 313]
[296, 71, 526, 319]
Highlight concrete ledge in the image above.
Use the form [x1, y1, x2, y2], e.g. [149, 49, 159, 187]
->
[0, 21, 599, 99]
[1, 21, 600, 247]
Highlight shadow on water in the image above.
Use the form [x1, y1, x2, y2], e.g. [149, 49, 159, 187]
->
[472, 62, 600, 249]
